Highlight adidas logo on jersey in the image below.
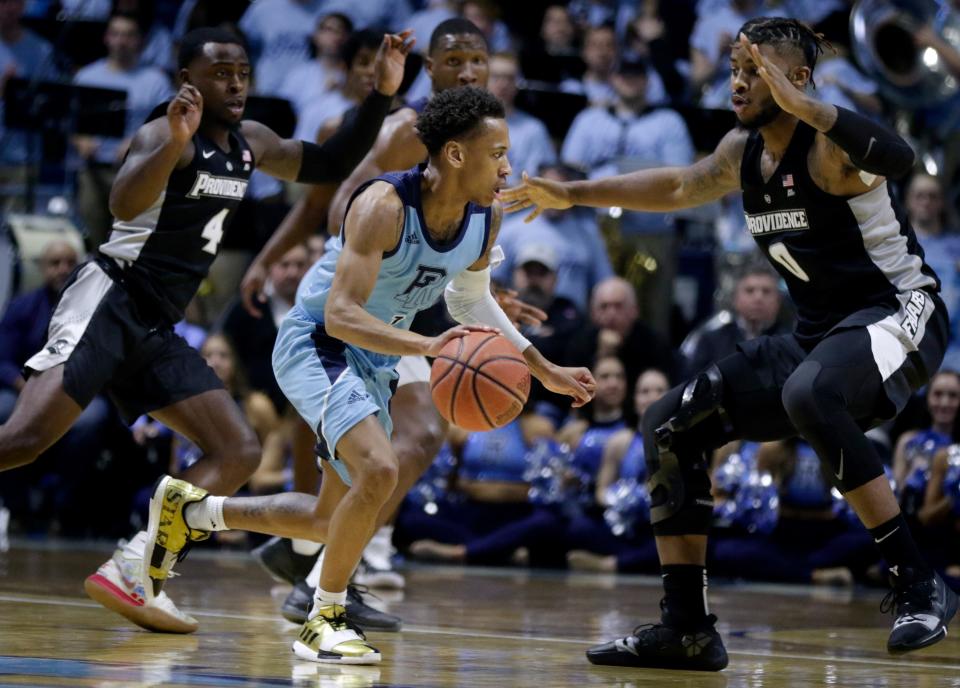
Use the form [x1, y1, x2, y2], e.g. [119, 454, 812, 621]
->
[347, 390, 368, 404]
[187, 171, 248, 200]
[405, 233, 421, 244]
[744, 209, 810, 235]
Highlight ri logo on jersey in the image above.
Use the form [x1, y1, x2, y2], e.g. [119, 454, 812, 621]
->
[395, 265, 447, 308]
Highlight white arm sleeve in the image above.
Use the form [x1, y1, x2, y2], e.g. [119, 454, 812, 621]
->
[444, 266, 531, 352]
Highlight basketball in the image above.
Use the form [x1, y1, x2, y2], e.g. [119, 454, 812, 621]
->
[430, 332, 531, 431]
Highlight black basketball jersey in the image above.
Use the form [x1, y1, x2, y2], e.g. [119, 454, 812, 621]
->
[740, 121, 939, 347]
[99, 128, 254, 323]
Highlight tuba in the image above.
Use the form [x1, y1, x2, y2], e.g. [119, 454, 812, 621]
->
[850, 0, 960, 107]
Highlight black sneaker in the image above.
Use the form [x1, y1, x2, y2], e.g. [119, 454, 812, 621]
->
[251, 537, 319, 585]
[883, 569, 958, 653]
[281, 579, 403, 632]
[586, 614, 728, 671]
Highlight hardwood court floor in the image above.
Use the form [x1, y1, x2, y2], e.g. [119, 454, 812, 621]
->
[0, 541, 958, 687]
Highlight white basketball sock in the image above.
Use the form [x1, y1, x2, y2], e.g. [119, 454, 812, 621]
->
[183, 496, 228, 531]
[310, 586, 347, 619]
[292, 538, 322, 556]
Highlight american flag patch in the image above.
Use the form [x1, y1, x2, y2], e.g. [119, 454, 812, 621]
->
[242, 150, 252, 162]
[782, 174, 794, 187]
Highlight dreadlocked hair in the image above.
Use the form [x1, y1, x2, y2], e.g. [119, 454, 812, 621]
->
[737, 17, 834, 88]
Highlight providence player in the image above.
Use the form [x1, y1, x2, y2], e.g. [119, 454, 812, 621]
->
[0, 26, 412, 633]
[502, 17, 956, 669]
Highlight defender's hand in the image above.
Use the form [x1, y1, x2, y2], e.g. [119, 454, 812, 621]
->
[500, 171, 573, 223]
[168, 84, 202, 145]
[374, 29, 415, 96]
[493, 287, 548, 327]
[535, 364, 596, 408]
[240, 260, 269, 318]
[739, 34, 809, 118]
[424, 324, 500, 358]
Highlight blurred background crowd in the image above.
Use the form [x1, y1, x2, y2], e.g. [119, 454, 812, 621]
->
[1, 0, 959, 589]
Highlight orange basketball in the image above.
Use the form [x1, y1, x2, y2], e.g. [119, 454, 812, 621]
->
[430, 332, 531, 431]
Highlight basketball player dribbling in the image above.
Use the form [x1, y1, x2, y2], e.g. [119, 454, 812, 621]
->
[502, 17, 957, 670]
[0, 26, 413, 633]
[239, 18, 546, 611]
[141, 86, 594, 664]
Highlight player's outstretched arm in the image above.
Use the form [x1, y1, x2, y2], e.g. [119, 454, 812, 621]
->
[325, 183, 495, 355]
[109, 84, 200, 221]
[240, 182, 337, 317]
[500, 130, 745, 223]
[246, 30, 414, 184]
[740, 34, 914, 183]
[444, 203, 595, 407]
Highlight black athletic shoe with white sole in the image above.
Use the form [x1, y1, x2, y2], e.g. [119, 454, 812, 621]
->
[884, 569, 958, 653]
[586, 613, 728, 671]
[282, 579, 402, 632]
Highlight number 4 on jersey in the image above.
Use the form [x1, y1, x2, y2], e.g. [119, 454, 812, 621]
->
[768, 242, 810, 282]
[201, 208, 229, 255]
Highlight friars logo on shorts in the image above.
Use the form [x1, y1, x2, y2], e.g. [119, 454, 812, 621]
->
[900, 290, 927, 340]
[187, 172, 248, 200]
[745, 209, 810, 235]
[395, 265, 447, 308]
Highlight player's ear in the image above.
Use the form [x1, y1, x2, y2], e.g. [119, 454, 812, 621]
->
[791, 65, 811, 89]
[444, 141, 465, 169]
[424, 55, 434, 78]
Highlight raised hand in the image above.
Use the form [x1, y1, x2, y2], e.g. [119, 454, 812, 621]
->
[739, 33, 808, 117]
[374, 29, 415, 97]
[424, 323, 500, 358]
[499, 171, 573, 223]
[167, 83, 202, 145]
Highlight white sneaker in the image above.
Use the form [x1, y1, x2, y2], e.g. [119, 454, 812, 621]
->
[0, 506, 9, 552]
[353, 527, 404, 590]
[84, 533, 199, 634]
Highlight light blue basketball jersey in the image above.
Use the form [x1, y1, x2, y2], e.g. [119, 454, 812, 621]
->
[293, 163, 491, 372]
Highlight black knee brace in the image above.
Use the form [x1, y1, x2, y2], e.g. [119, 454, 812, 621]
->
[648, 364, 731, 535]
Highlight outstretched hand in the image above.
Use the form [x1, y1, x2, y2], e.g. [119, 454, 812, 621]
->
[493, 287, 548, 327]
[739, 33, 808, 117]
[374, 29, 415, 97]
[499, 171, 573, 223]
[537, 364, 596, 408]
[425, 323, 500, 358]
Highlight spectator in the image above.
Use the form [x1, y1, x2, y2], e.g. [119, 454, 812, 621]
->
[238, 0, 322, 97]
[486, 52, 555, 187]
[566, 367, 670, 573]
[293, 28, 380, 144]
[72, 11, 173, 247]
[497, 240, 583, 423]
[460, 0, 511, 54]
[562, 56, 694, 335]
[518, 4, 582, 85]
[905, 174, 960, 368]
[113, 0, 175, 73]
[680, 263, 784, 377]
[0, 240, 110, 530]
[315, 0, 411, 32]
[407, 1, 457, 51]
[565, 276, 678, 400]
[918, 444, 960, 575]
[0, 0, 57, 184]
[560, 23, 617, 106]
[494, 164, 612, 312]
[278, 12, 352, 119]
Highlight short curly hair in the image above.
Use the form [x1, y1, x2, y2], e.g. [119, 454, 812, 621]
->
[415, 86, 505, 156]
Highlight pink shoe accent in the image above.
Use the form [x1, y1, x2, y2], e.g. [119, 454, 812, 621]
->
[86, 573, 144, 607]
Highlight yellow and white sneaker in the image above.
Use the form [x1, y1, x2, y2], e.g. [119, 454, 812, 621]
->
[143, 475, 211, 602]
[292, 604, 382, 665]
[84, 534, 199, 633]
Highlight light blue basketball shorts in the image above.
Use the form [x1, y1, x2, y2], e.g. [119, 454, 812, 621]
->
[272, 310, 397, 486]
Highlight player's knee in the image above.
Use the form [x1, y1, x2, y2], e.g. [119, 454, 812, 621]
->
[782, 362, 827, 430]
[227, 434, 262, 482]
[394, 419, 445, 472]
[354, 453, 399, 502]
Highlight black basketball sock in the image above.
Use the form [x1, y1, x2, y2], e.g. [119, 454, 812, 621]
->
[660, 564, 710, 629]
[868, 513, 932, 584]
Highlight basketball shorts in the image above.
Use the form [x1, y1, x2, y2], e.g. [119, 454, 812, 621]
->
[272, 308, 398, 486]
[24, 259, 223, 424]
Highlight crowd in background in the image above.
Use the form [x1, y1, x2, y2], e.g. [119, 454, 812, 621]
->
[1, 0, 959, 589]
